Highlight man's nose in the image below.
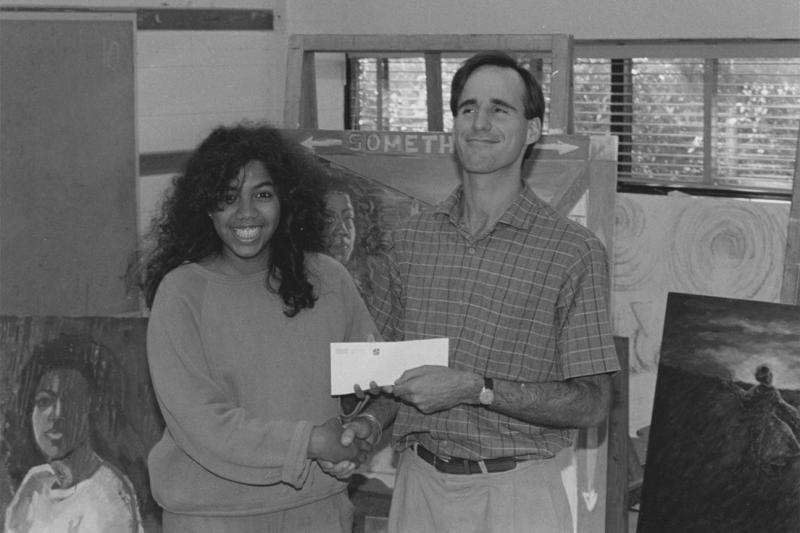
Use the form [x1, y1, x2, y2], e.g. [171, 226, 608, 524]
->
[473, 110, 490, 130]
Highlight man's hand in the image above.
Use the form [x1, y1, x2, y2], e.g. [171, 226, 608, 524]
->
[392, 365, 481, 413]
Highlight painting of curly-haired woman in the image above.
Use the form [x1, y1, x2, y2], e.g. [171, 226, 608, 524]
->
[322, 164, 417, 316]
[1, 326, 156, 533]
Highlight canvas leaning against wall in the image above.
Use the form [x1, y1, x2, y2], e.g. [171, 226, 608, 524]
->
[0, 316, 164, 532]
[637, 293, 800, 533]
[613, 193, 790, 435]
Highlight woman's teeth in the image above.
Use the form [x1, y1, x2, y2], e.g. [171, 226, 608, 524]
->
[233, 227, 260, 241]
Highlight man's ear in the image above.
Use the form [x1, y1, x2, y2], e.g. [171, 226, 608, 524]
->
[526, 117, 542, 145]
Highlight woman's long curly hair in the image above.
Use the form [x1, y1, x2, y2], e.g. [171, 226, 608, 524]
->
[136, 124, 327, 317]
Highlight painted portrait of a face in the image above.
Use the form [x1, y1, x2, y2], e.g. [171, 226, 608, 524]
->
[2, 329, 148, 532]
[324, 190, 356, 265]
[31, 367, 91, 462]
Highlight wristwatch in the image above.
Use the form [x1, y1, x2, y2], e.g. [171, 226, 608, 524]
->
[478, 377, 494, 406]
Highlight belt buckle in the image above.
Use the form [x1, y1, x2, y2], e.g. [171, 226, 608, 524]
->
[434, 453, 452, 472]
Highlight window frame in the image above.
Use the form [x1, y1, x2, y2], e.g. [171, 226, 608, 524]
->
[345, 39, 800, 199]
[576, 39, 800, 198]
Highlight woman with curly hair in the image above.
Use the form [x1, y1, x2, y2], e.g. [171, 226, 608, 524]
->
[137, 123, 378, 532]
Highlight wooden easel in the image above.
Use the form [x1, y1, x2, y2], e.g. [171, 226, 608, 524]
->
[780, 125, 800, 304]
[283, 33, 575, 133]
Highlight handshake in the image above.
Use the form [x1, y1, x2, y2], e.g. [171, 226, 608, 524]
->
[309, 413, 381, 480]
[308, 363, 465, 480]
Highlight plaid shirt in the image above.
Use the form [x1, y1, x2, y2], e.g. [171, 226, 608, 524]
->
[371, 185, 620, 460]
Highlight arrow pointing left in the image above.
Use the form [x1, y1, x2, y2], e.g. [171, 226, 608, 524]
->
[301, 136, 343, 151]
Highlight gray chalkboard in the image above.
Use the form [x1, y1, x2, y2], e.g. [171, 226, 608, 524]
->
[0, 13, 138, 316]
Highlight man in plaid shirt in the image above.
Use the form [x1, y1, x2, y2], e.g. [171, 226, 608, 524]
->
[342, 50, 620, 533]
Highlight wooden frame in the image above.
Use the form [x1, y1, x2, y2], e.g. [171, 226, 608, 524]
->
[780, 125, 800, 304]
[283, 34, 574, 133]
[606, 337, 631, 533]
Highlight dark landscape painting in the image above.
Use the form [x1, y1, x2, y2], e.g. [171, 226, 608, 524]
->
[638, 293, 800, 533]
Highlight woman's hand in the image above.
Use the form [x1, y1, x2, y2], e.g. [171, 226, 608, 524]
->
[354, 380, 392, 399]
[317, 458, 359, 480]
[309, 417, 371, 464]
[318, 414, 379, 480]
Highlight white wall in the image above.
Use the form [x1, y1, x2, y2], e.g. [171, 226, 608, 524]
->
[286, 0, 800, 40]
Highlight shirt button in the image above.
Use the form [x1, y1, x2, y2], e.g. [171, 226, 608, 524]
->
[468, 247, 476, 254]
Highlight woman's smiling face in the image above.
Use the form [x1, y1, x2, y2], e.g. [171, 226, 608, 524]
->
[32, 368, 91, 460]
[210, 160, 281, 275]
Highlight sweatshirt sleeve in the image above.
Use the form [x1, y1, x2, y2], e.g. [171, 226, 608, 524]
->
[146, 272, 313, 488]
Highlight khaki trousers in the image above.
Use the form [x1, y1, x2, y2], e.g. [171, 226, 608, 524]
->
[388, 447, 573, 533]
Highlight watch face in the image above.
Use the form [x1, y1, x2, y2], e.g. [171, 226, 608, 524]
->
[479, 387, 494, 405]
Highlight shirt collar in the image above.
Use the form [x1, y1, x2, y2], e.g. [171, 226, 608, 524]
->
[434, 183, 543, 231]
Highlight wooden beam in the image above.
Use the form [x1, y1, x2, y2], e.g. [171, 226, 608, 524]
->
[548, 34, 574, 134]
[284, 40, 306, 128]
[780, 125, 800, 304]
[289, 34, 569, 53]
[606, 336, 631, 533]
[0, 7, 273, 31]
[425, 52, 444, 131]
[299, 52, 319, 129]
[139, 151, 191, 176]
[137, 9, 272, 31]
[703, 59, 719, 186]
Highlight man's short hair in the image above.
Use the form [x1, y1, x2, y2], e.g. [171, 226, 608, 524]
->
[449, 50, 545, 122]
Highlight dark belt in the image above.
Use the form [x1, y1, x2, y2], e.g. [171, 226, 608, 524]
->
[414, 444, 519, 475]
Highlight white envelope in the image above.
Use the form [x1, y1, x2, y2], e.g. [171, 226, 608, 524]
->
[330, 337, 449, 395]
